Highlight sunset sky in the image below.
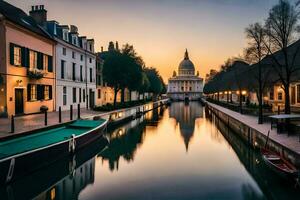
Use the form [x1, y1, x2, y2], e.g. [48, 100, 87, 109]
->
[8, 0, 279, 82]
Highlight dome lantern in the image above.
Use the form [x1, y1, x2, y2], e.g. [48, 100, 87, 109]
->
[178, 49, 195, 76]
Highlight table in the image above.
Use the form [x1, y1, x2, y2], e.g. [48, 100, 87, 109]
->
[269, 114, 300, 133]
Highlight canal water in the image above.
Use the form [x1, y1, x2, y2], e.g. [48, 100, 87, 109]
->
[1, 102, 300, 200]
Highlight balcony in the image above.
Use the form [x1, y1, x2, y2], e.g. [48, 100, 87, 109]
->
[27, 68, 44, 80]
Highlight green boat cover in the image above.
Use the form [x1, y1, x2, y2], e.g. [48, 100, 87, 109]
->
[0, 119, 106, 160]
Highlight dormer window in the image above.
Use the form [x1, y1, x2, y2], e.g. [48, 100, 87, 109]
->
[72, 36, 77, 45]
[63, 30, 68, 41]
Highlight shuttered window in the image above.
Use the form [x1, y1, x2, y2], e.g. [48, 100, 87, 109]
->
[44, 85, 50, 100]
[47, 56, 53, 72]
[43, 55, 48, 72]
[28, 84, 37, 101]
[29, 50, 38, 69]
[13, 46, 22, 66]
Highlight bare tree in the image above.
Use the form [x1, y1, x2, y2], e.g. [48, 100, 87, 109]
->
[244, 23, 269, 123]
[263, 0, 300, 114]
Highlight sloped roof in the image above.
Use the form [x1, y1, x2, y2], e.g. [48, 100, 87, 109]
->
[0, 0, 53, 40]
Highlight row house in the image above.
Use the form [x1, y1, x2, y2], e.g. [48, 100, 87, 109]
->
[0, 2, 55, 117]
[204, 40, 300, 112]
[29, 5, 97, 111]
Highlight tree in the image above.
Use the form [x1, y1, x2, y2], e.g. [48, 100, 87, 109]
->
[138, 72, 150, 100]
[121, 44, 144, 101]
[103, 52, 129, 107]
[244, 22, 269, 124]
[144, 67, 163, 100]
[263, 0, 300, 114]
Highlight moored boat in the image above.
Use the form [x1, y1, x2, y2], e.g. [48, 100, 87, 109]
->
[0, 118, 108, 184]
[261, 148, 298, 180]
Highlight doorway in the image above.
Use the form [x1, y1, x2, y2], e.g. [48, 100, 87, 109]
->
[15, 88, 24, 115]
[89, 89, 95, 109]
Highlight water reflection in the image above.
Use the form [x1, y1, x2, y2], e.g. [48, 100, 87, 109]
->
[100, 107, 165, 171]
[100, 118, 146, 171]
[208, 111, 300, 200]
[169, 102, 203, 151]
[2, 102, 300, 200]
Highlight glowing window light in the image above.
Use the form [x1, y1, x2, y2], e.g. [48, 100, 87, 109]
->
[242, 90, 247, 95]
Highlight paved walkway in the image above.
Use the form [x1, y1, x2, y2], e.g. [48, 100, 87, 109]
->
[207, 102, 300, 154]
[0, 109, 102, 138]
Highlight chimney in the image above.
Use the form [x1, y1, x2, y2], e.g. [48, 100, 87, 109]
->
[101, 46, 104, 52]
[116, 41, 119, 51]
[70, 25, 78, 33]
[108, 41, 115, 51]
[29, 5, 47, 25]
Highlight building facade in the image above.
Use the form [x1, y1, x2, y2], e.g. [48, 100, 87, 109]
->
[43, 17, 96, 111]
[167, 50, 203, 101]
[0, 3, 56, 117]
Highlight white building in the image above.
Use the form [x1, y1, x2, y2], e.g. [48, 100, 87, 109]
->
[45, 22, 96, 110]
[167, 50, 203, 101]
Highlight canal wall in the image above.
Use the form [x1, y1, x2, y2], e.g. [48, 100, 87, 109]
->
[206, 102, 300, 167]
[85, 99, 169, 128]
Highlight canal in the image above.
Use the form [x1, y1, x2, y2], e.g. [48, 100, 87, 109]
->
[1, 102, 300, 200]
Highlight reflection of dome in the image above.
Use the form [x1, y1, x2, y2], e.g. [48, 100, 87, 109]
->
[169, 102, 203, 152]
[178, 49, 195, 76]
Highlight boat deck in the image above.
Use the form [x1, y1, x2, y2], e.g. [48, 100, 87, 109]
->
[0, 119, 105, 160]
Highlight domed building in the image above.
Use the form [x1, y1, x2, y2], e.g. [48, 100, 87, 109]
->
[167, 49, 203, 101]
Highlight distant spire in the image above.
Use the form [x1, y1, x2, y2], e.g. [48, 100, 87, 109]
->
[184, 49, 189, 60]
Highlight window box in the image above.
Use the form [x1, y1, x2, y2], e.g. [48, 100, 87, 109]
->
[27, 68, 44, 80]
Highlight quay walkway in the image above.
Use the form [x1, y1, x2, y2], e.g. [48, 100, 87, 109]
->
[0, 109, 101, 138]
[206, 102, 300, 164]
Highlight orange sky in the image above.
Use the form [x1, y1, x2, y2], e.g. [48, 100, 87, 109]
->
[8, 0, 278, 82]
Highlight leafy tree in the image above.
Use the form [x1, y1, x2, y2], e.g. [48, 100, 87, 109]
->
[144, 67, 163, 100]
[103, 52, 130, 107]
[138, 72, 150, 100]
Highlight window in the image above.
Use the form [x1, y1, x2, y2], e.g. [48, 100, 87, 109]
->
[72, 36, 77, 45]
[189, 87, 192, 91]
[62, 47, 66, 56]
[181, 87, 184, 91]
[43, 54, 48, 71]
[73, 87, 76, 103]
[80, 65, 83, 81]
[80, 55, 83, 61]
[13, 46, 21, 66]
[90, 68, 93, 82]
[278, 92, 283, 101]
[44, 85, 50, 100]
[83, 89, 85, 102]
[79, 88, 82, 103]
[63, 31, 68, 41]
[89, 57, 92, 63]
[98, 89, 101, 99]
[89, 44, 92, 51]
[29, 50, 38, 68]
[30, 85, 37, 101]
[61, 60, 65, 79]
[63, 86, 67, 105]
[297, 85, 300, 103]
[72, 63, 76, 81]
[72, 51, 76, 59]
